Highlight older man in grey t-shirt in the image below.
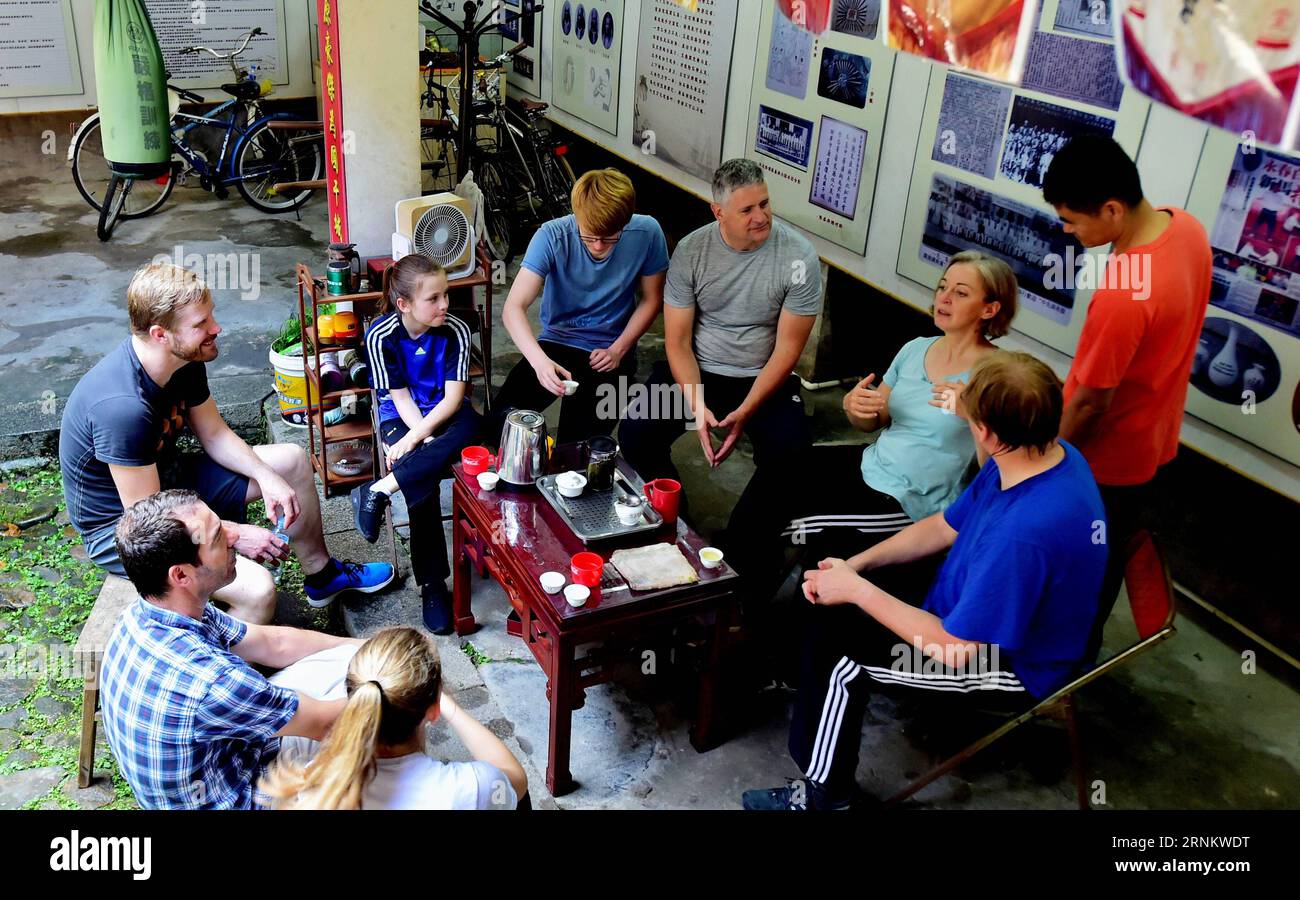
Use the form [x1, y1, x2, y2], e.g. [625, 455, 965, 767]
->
[621, 160, 822, 617]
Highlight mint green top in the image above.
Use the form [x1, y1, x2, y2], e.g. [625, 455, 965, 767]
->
[861, 336, 979, 522]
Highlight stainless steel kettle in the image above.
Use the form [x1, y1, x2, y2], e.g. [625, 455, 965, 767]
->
[497, 409, 550, 486]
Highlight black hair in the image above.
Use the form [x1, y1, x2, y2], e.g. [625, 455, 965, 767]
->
[1042, 135, 1144, 214]
[114, 489, 203, 599]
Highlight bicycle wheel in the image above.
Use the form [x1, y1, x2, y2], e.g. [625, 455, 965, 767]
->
[233, 120, 323, 213]
[539, 150, 576, 219]
[476, 155, 515, 264]
[72, 115, 175, 218]
[97, 175, 132, 241]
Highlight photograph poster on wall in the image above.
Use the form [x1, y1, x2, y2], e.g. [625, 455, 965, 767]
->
[999, 95, 1115, 187]
[920, 173, 1085, 326]
[1021, 29, 1124, 110]
[830, 0, 881, 38]
[504, 0, 544, 96]
[930, 72, 1013, 180]
[765, 2, 813, 99]
[552, 0, 625, 133]
[885, 0, 1037, 82]
[631, 0, 739, 182]
[1053, 0, 1112, 38]
[810, 115, 867, 218]
[1208, 146, 1300, 341]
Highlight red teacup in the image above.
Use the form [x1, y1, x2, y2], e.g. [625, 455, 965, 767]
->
[644, 478, 681, 524]
[571, 551, 603, 588]
[461, 446, 495, 477]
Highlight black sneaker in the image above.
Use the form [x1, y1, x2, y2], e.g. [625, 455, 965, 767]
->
[422, 580, 454, 635]
[741, 779, 853, 811]
[351, 481, 390, 543]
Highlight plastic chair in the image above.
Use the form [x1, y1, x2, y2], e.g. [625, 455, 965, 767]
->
[883, 529, 1178, 810]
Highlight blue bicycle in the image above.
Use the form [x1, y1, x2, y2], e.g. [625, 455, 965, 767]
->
[70, 28, 323, 238]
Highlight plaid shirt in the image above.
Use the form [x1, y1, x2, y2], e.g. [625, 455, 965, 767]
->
[99, 598, 300, 810]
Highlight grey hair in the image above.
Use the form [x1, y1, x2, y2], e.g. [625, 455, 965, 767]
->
[712, 159, 765, 204]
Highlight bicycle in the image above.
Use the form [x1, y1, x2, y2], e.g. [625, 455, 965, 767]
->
[70, 28, 323, 240]
[419, 45, 575, 262]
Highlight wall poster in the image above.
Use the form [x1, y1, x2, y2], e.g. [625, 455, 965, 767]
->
[746, 0, 893, 254]
[897, 1, 1148, 355]
[144, 0, 289, 88]
[551, 0, 625, 134]
[1183, 132, 1300, 467]
[0, 0, 82, 99]
[503, 0, 544, 98]
[631, 0, 738, 182]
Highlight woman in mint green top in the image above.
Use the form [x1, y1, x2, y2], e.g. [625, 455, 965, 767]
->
[783, 251, 1019, 569]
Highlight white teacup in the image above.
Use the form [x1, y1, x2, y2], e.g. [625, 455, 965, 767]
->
[540, 571, 565, 594]
[563, 584, 590, 607]
[562, 380, 579, 396]
[614, 502, 642, 525]
[477, 471, 500, 491]
[699, 547, 724, 569]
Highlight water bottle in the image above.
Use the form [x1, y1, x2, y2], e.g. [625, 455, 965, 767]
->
[270, 514, 290, 585]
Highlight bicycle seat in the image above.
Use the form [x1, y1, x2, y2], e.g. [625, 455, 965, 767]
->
[221, 81, 261, 101]
[520, 97, 548, 112]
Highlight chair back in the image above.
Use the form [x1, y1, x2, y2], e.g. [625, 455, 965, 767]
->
[1123, 530, 1176, 641]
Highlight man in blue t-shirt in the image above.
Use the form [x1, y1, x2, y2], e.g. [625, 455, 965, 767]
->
[491, 167, 668, 443]
[743, 351, 1107, 811]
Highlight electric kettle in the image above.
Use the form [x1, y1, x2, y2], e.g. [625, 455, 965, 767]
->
[497, 409, 550, 486]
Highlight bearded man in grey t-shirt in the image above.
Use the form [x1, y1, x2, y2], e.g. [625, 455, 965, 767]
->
[620, 159, 823, 624]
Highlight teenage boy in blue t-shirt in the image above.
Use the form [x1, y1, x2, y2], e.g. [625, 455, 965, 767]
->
[491, 167, 669, 444]
[744, 351, 1107, 811]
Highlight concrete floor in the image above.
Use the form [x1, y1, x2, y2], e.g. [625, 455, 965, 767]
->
[2, 126, 1298, 809]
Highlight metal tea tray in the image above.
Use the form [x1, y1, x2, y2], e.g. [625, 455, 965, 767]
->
[535, 467, 664, 543]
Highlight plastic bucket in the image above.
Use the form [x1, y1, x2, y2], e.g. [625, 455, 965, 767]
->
[269, 343, 308, 426]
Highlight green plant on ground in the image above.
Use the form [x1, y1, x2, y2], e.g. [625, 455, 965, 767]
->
[461, 641, 491, 666]
[0, 464, 136, 809]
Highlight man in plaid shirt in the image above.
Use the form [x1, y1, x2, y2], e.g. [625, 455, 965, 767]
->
[100, 490, 362, 809]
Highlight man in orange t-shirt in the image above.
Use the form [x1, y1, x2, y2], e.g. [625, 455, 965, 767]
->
[1043, 135, 1211, 658]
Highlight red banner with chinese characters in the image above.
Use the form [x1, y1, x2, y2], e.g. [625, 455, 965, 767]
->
[318, 0, 348, 242]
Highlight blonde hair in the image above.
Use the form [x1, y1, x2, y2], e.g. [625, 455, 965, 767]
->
[938, 250, 1018, 340]
[963, 351, 1062, 455]
[571, 168, 636, 236]
[260, 627, 443, 810]
[127, 263, 210, 335]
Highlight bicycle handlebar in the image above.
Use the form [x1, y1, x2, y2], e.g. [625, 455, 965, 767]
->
[179, 27, 263, 60]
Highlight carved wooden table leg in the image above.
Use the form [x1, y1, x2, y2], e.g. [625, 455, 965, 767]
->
[546, 636, 577, 796]
[451, 496, 476, 636]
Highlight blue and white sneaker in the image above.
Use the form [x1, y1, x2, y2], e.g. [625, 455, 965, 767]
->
[304, 559, 396, 608]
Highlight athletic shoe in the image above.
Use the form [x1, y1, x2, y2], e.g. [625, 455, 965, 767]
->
[422, 580, 454, 635]
[741, 779, 852, 811]
[351, 481, 390, 543]
[303, 559, 396, 608]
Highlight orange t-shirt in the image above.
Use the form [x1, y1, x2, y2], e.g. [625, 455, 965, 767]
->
[1063, 207, 1212, 486]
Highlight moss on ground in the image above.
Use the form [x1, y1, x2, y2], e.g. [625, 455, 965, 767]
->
[0, 467, 329, 809]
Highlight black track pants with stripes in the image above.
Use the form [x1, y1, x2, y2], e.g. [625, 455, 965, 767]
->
[788, 603, 1035, 800]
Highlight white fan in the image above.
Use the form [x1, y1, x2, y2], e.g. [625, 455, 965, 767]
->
[393, 192, 476, 278]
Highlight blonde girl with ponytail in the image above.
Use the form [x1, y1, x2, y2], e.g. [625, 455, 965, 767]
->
[261, 627, 527, 809]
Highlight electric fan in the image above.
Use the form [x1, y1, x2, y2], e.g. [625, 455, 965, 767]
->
[393, 192, 476, 278]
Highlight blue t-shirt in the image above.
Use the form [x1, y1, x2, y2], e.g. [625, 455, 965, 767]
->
[59, 337, 210, 538]
[861, 337, 979, 522]
[523, 213, 669, 352]
[923, 442, 1107, 698]
[366, 311, 471, 423]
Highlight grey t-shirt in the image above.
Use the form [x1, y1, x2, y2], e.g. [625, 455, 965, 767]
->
[663, 220, 822, 377]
